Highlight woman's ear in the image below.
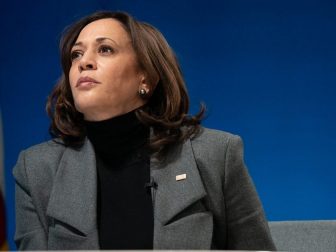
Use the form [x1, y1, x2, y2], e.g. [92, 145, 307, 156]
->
[139, 76, 150, 94]
[139, 73, 159, 97]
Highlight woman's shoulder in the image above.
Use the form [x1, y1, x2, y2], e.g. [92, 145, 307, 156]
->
[187, 127, 247, 195]
[189, 126, 245, 169]
[23, 138, 65, 152]
[20, 139, 67, 163]
[192, 126, 243, 147]
[13, 139, 67, 179]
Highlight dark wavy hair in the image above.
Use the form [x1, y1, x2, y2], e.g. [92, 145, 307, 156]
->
[47, 11, 205, 156]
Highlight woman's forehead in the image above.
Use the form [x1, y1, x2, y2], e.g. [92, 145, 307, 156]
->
[76, 18, 130, 44]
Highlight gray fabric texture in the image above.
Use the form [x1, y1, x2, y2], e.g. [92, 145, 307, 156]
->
[269, 220, 336, 252]
[13, 127, 275, 250]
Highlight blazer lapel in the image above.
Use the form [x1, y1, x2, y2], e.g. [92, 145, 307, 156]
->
[151, 139, 214, 249]
[45, 136, 208, 249]
[47, 137, 205, 229]
[46, 139, 98, 240]
[151, 138, 207, 225]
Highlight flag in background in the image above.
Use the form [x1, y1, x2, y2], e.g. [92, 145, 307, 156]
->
[0, 110, 8, 251]
[0, 194, 7, 251]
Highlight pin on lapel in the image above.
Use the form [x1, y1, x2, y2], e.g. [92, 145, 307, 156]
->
[176, 173, 186, 181]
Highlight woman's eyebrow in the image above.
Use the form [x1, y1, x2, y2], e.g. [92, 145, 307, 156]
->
[72, 37, 119, 48]
[96, 37, 118, 45]
[72, 41, 83, 47]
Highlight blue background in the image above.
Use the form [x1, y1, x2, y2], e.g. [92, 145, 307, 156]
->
[1, 0, 335, 249]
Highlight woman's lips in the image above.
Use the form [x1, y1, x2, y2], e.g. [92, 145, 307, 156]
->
[76, 76, 100, 88]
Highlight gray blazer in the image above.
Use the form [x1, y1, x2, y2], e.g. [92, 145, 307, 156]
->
[13, 128, 276, 250]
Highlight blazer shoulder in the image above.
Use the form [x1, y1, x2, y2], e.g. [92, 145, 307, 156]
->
[23, 139, 66, 165]
[13, 139, 67, 181]
[192, 127, 242, 148]
[24, 138, 66, 153]
[189, 127, 244, 178]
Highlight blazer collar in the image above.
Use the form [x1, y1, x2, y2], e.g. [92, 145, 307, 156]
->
[151, 139, 207, 225]
[46, 138, 97, 235]
[46, 137, 206, 233]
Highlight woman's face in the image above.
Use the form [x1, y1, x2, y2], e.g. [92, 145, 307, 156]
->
[69, 18, 147, 121]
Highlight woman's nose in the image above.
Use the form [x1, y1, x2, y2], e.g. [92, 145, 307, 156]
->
[78, 54, 97, 72]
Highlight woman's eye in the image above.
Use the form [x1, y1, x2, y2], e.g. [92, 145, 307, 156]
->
[99, 45, 114, 54]
[70, 51, 82, 61]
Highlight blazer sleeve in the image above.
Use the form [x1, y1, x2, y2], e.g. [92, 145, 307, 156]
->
[223, 135, 276, 250]
[13, 151, 48, 250]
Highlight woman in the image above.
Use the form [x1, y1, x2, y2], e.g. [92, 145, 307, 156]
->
[13, 11, 276, 250]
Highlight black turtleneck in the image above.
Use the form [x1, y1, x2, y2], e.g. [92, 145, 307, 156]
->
[85, 110, 153, 249]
